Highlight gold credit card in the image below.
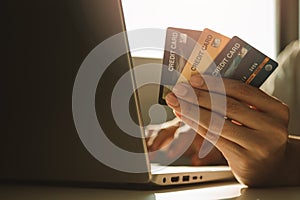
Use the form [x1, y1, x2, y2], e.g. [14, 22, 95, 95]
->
[177, 28, 230, 83]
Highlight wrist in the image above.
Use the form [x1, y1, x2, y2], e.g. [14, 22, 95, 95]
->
[281, 136, 300, 186]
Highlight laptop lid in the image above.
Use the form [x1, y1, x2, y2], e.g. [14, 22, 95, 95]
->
[2, 0, 151, 184]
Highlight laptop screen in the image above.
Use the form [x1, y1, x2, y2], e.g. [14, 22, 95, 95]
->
[2, 0, 151, 183]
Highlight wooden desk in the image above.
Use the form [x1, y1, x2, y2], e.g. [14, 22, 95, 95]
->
[1, 181, 300, 200]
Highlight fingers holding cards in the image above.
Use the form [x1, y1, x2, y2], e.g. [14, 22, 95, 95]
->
[159, 26, 280, 156]
[159, 27, 278, 106]
[189, 74, 287, 117]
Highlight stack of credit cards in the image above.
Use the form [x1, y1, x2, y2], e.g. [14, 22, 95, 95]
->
[159, 27, 278, 105]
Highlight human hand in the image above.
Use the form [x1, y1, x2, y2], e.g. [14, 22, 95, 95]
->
[145, 118, 227, 166]
[165, 75, 290, 187]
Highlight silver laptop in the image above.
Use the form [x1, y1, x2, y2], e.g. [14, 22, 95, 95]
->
[1, 0, 233, 186]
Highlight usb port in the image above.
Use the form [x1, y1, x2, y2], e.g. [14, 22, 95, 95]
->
[171, 176, 180, 182]
[182, 175, 190, 182]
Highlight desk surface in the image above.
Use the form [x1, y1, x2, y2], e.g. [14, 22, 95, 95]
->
[1, 181, 300, 200]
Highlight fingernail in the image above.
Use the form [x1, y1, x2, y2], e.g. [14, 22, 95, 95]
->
[190, 75, 204, 87]
[173, 84, 188, 97]
[165, 93, 179, 107]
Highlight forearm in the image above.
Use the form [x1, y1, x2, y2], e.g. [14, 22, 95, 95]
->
[283, 135, 300, 185]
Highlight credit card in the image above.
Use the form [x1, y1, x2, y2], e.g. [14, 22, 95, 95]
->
[178, 28, 230, 83]
[159, 27, 202, 105]
[205, 36, 278, 87]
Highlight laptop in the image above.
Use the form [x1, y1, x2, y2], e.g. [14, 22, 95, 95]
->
[1, 0, 233, 186]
